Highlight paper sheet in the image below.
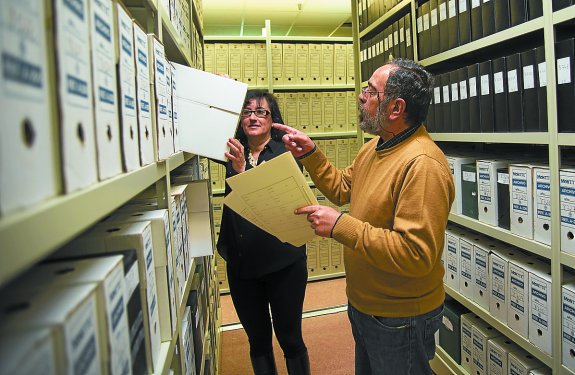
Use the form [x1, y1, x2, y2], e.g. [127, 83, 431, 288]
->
[224, 152, 318, 246]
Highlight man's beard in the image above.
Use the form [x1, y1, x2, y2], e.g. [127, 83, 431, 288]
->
[359, 105, 386, 135]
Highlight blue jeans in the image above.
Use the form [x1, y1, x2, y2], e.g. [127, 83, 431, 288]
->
[347, 303, 444, 375]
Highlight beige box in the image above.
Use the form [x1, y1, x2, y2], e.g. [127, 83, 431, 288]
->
[334, 92, 348, 132]
[0, 0, 58, 214]
[347, 91, 358, 131]
[228, 43, 242, 82]
[346, 43, 355, 84]
[471, 321, 501, 375]
[271, 43, 283, 84]
[133, 23, 155, 165]
[295, 43, 309, 85]
[54, 0, 98, 192]
[242, 43, 256, 85]
[308, 44, 322, 85]
[255, 43, 268, 86]
[306, 237, 319, 277]
[214, 43, 229, 75]
[324, 139, 337, 166]
[297, 93, 311, 133]
[322, 92, 335, 133]
[330, 238, 344, 273]
[275, 92, 286, 118]
[204, 43, 215, 73]
[282, 43, 296, 85]
[334, 44, 347, 84]
[318, 237, 331, 275]
[91, 0, 122, 180]
[0, 284, 101, 375]
[284, 93, 299, 130]
[310, 92, 323, 133]
[321, 44, 335, 85]
[336, 139, 350, 170]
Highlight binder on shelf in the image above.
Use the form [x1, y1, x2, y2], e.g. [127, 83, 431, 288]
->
[458, 67, 470, 133]
[560, 168, 575, 255]
[535, 45, 548, 132]
[470, 0, 483, 41]
[494, 0, 510, 32]
[427, 96, 436, 132]
[309, 43, 322, 84]
[479, 60, 495, 132]
[398, 17, 407, 59]
[310, 92, 323, 133]
[347, 91, 358, 131]
[477, 159, 509, 226]
[0, 0, 59, 215]
[527, 0, 543, 20]
[334, 92, 348, 132]
[481, 0, 495, 37]
[520, 48, 539, 132]
[439, 298, 467, 364]
[441, 73, 452, 132]
[285, 93, 298, 131]
[449, 71, 461, 132]
[533, 166, 551, 246]
[447, 0, 460, 50]
[297, 92, 311, 133]
[506, 53, 524, 132]
[334, 43, 347, 84]
[54, 0, 98, 193]
[447, 155, 477, 214]
[555, 37, 575, 133]
[458, 0, 472, 45]
[133, 23, 155, 166]
[228, 43, 242, 82]
[392, 21, 400, 59]
[282, 43, 296, 85]
[203, 43, 215, 73]
[507, 255, 531, 339]
[458, 230, 475, 297]
[510, 163, 537, 239]
[271, 43, 283, 84]
[472, 237, 492, 311]
[467, 63, 481, 132]
[438, 0, 449, 52]
[492, 56, 509, 132]
[242, 43, 256, 85]
[510, 0, 527, 26]
[429, 0, 441, 56]
[562, 281, 575, 371]
[489, 245, 522, 324]
[508, 349, 544, 374]
[321, 43, 335, 85]
[487, 337, 519, 375]
[404, 13, 414, 60]
[461, 162, 478, 219]
[461, 313, 483, 373]
[471, 320, 502, 375]
[149, 36, 173, 160]
[433, 80, 444, 133]
[256, 43, 268, 86]
[346, 43, 355, 84]
[496, 167, 511, 230]
[296, 43, 309, 85]
[419, 2, 432, 59]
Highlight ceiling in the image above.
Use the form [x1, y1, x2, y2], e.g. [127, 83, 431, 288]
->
[202, 0, 353, 38]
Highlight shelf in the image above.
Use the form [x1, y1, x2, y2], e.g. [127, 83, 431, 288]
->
[430, 345, 468, 375]
[308, 272, 346, 282]
[561, 252, 575, 270]
[153, 341, 173, 375]
[269, 36, 353, 43]
[307, 131, 359, 138]
[448, 213, 551, 259]
[420, 17, 545, 67]
[158, 2, 193, 66]
[559, 133, 575, 147]
[431, 132, 550, 144]
[554, 5, 575, 25]
[0, 161, 170, 286]
[444, 285, 554, 369]
[272, 84, 355, 91]
[359, 0, 412, 39]
[204, 36, 267, 41]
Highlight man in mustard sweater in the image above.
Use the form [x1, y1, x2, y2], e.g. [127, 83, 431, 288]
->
[274, 58, 455, 375]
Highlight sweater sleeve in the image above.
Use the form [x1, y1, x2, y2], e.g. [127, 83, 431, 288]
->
[332, 155, 455, 277]
[300, 147, 353, 207]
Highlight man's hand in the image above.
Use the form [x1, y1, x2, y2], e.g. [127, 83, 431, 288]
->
[224, 138, 246, 173]
[273, 123, 316, 159]
[295, 205, 341, 238]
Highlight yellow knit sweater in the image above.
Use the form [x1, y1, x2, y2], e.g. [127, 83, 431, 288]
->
[301, 126, 455, 317]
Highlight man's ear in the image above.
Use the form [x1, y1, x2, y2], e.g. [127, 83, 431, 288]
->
[388, 98, 406, 121]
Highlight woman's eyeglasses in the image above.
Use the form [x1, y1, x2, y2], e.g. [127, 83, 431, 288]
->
[241, 108, 271, 118]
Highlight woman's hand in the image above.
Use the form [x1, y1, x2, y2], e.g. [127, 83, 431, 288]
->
[225, 138, 246, 173]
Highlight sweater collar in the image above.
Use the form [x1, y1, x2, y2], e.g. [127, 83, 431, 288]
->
[376, 123, 422, 151]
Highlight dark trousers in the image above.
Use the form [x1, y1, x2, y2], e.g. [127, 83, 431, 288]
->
[227, 257, 308, 358]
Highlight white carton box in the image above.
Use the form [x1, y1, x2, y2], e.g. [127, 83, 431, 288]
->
[487, 336, 519, 375]
[461, 313, 483, 373]
[90, 0, 122, 180]
[472, 321, 501, 375]
[489, 244, 524, 324]
[445, 226, 460, 291]
[508, 349, 544, 375]
[459, 231, 476, 298]
[133, 23, 155, 165]
[106, 209, 177, 340]
[0, 329, 59, 375]
[473, 237, 492, 311]
[171, 62, 180, 152]
[58, 221, 161, 373]
[172, 63, 248, 162]
[0, 284, 101, 375]
[11, 257, 131, 375]
[529, 367, 552, 375]
[149, 35, 173, 160]
[477, 159, 509, 226]
[528, 259, 553, 355]
[115, 4, 140, 172]
[560, 168, 575, 254]
[508, 256, 533, 339]
[562, 281, 575, 371]
[447, 156, 476, 215]
[54, 0, 98, 192]
[0, 0, 58, 215]
[533, 167, 552, 245]
[510, 163, 538, 239]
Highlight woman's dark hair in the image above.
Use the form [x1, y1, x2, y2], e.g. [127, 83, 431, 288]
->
[235, 90, 287, 143]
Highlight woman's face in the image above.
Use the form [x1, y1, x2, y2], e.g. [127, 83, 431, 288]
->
[241, 98, 273, 140]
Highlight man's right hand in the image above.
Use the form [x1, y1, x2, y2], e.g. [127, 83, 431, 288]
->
[273, 123, 316, 159]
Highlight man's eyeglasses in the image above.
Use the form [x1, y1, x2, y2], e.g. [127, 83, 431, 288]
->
[241, 108, 271, 118]
[361, 87, 384, 97]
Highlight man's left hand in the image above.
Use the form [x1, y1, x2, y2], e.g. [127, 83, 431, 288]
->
[295, 205, 341, 238]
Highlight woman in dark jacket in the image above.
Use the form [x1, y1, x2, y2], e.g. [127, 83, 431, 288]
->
[217, 90, 310, 375]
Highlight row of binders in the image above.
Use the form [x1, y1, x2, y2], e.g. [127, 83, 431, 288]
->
[357, 0, 403, 32]
[359, 13, 414, 80]
[0, 181, 214, 375]
[1, 0, 249, 217]
[205, 42, 356, 86]
[442, 223, 575, 371]
[275, 91, 359, 134]
[439, 297, 551, 374]
[447, 154, 575, 252]
[427, 38, 575, 134]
